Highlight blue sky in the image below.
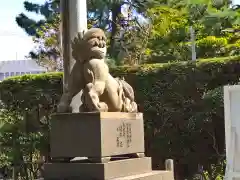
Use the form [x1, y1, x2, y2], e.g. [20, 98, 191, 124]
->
[0, 0, 240, 61]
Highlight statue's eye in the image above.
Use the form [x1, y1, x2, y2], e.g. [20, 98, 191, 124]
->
[97, 36, 105, 41]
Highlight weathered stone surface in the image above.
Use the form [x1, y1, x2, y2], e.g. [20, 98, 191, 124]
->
[57, 28, 138, 113]
[113, 171, 174, 180]
[44, 157, 152, 179]
[50, 112, 145, 158]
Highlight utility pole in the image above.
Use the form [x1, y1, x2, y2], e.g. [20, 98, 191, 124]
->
[60, 0, 88, 93]
[190, 26, 197, 61]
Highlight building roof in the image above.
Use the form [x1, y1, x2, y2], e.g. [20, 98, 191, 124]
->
[0, 60, 47, 73]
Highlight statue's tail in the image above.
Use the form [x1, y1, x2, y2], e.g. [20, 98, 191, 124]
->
[118, 79, 135, 101]
[115, 77, 138, 113]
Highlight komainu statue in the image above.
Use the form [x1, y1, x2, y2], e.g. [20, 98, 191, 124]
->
[57, 28, 138, 113]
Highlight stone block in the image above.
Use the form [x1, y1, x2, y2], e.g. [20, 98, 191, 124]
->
[113, 171, 174, 180]
[50, 112, 145, 158]
[44, 157, 152, 179]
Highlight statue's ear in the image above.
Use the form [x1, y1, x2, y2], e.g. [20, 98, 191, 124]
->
[71, 32, 84, 48]
[71, 31, 86, 63]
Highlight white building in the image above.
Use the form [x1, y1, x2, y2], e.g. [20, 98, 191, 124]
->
[0, 59, 47, 81]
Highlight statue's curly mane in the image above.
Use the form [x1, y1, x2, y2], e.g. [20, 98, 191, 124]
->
[71, 28, 107, 64]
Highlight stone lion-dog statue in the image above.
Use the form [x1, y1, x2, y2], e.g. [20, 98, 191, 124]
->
[57, 28, 138, 113]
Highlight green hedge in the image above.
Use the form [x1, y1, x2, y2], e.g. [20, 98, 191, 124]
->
[1, 56, 240, 179]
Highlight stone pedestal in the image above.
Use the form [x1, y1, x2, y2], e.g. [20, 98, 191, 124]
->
[44, 112, 174, 180]
[50, 112, 144, 159]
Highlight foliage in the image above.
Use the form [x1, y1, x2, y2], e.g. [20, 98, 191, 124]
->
[16, 0, 59, 36]
[202, 160, 225, 180]
[0, 73, 62, 179]
[196, 36, 228, 58]
[142, 0, 240, 62]
[1, 57, 240, 179]
[145, 6, 189, 62]
[31, 14, 62, 71]
[16, 0, 61, 71]
[116, 21, 152, 65]
[16, 0, 240, 66]
[16, 0, 156, 66]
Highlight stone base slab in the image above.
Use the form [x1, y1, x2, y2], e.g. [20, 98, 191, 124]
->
[113, 171, 174, 180]
[44, 157, 152, 180]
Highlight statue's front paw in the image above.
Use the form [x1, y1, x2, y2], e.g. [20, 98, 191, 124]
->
[122, 99, 138, 113]
[98, 102, 108, 112]
[130, 102, 138, 113]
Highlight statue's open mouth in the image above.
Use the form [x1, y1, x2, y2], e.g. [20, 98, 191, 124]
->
[92, 39, 106, 48]
[92, 46, 106, 55]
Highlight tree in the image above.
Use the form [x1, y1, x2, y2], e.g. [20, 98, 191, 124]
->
[16, 0, 158, 67]
[144, 6, 190, 62]
[30, 14, 62, 71]
[16, 0, 61, 71]
[87, 0, 156, 59]
[16, 0, 59, 36]
[16, 0, 240, 65]
[143, 0, 240, 62]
